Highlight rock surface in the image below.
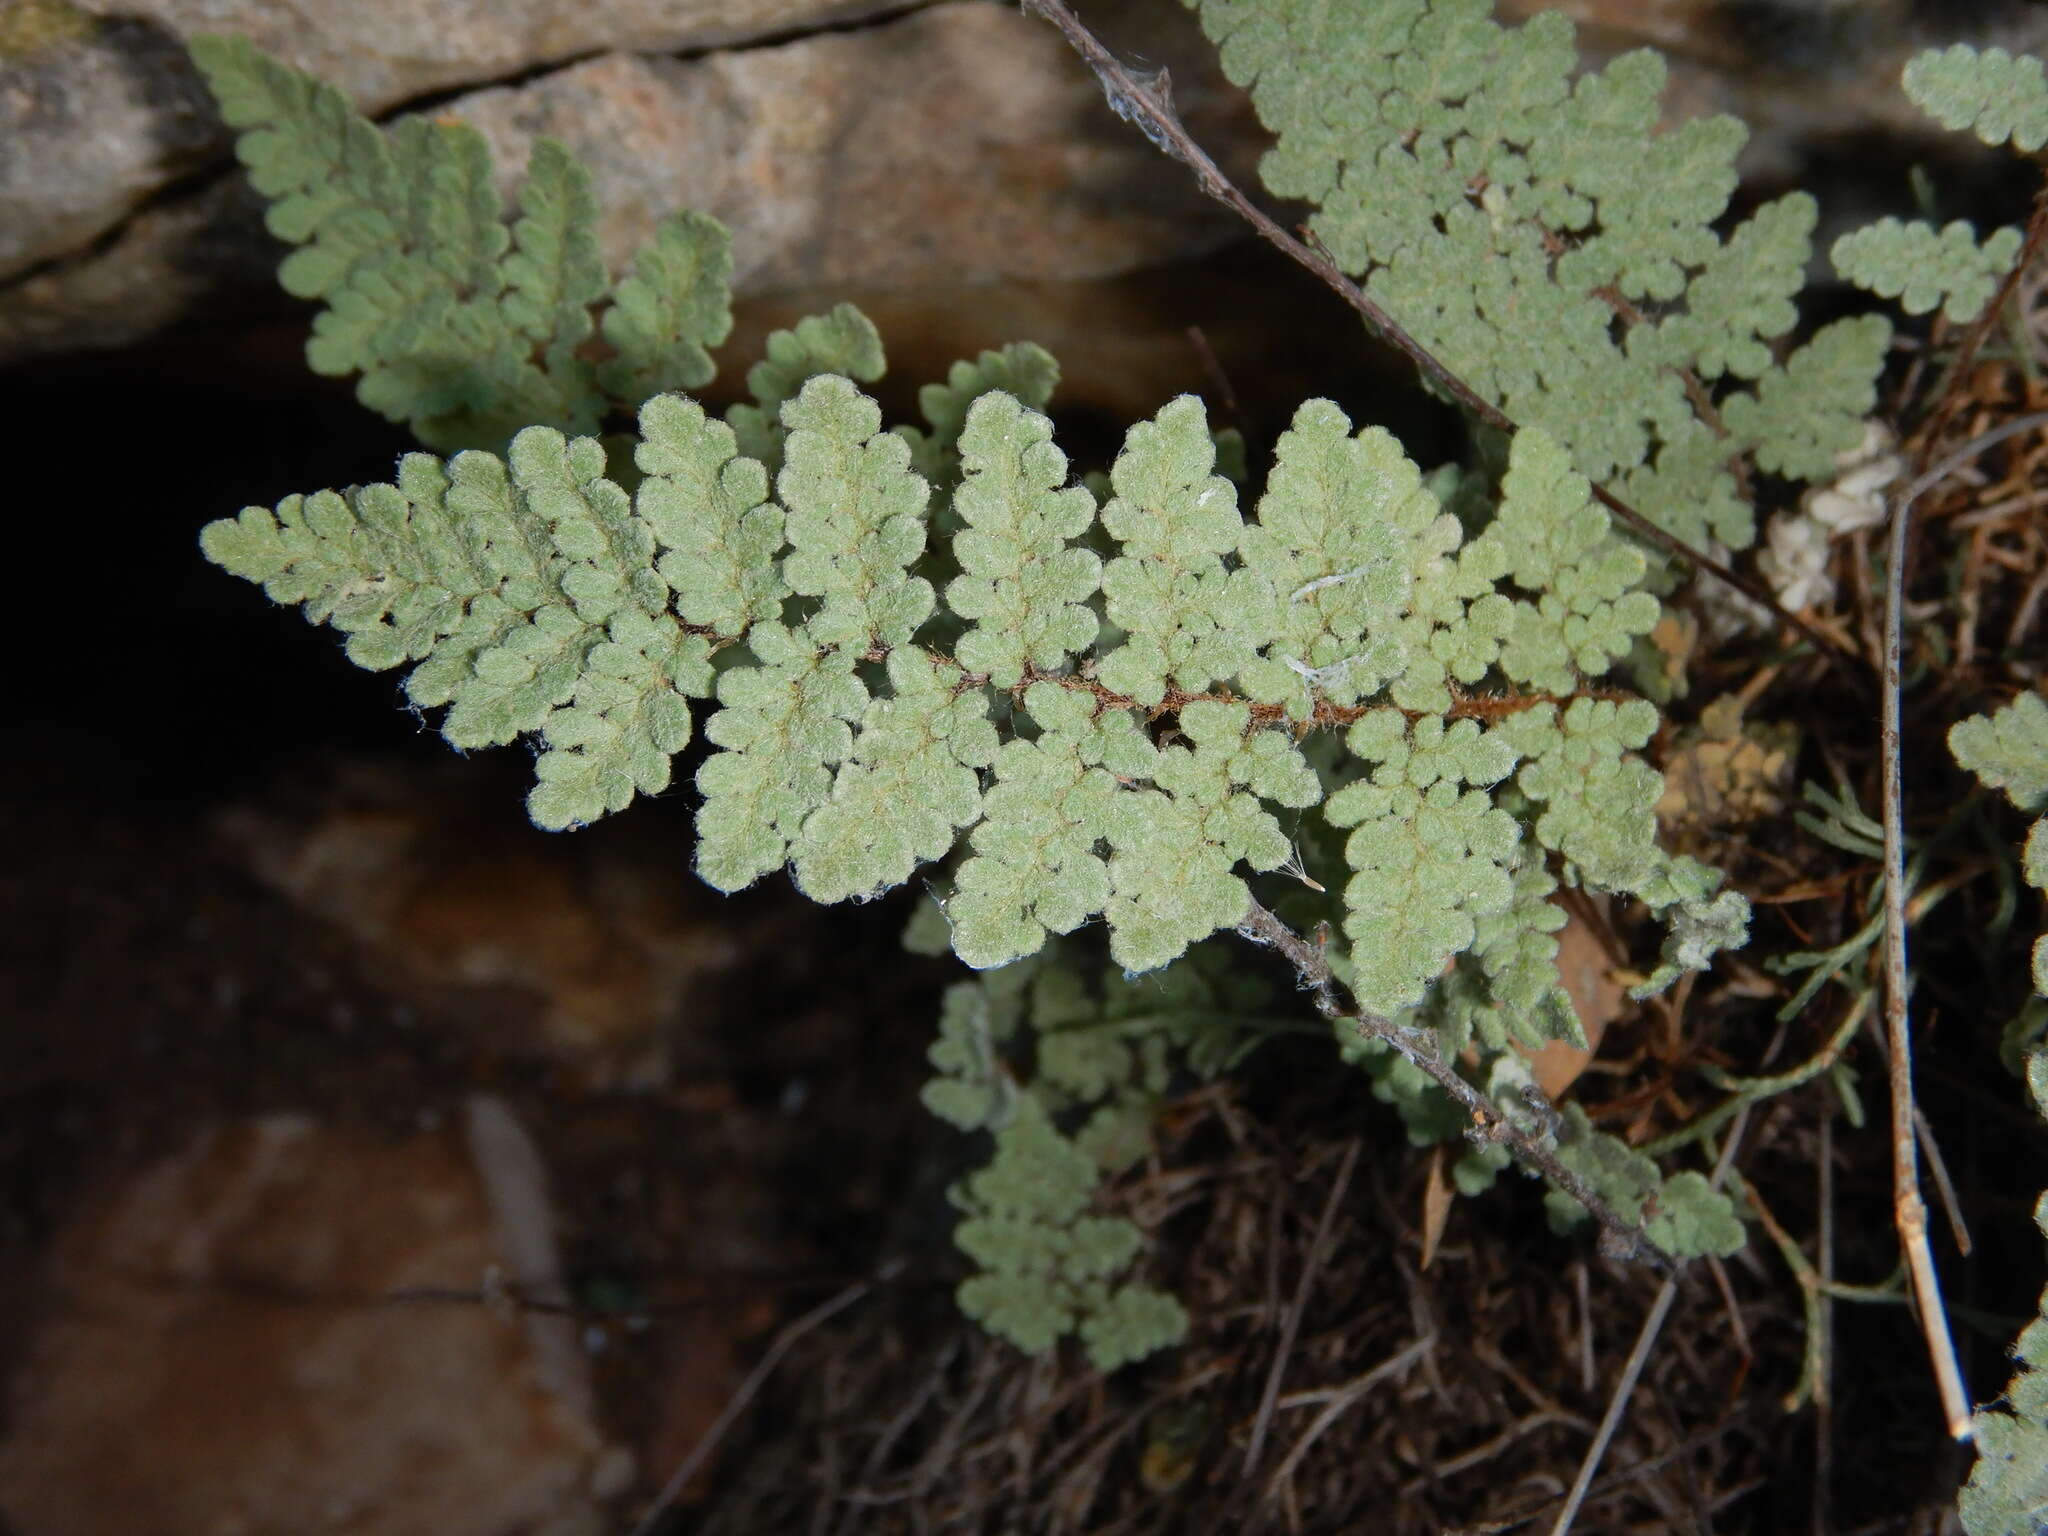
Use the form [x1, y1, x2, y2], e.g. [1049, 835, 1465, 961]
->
[0, 1110, 615, 1536]
[0, 0, 895, 286]
[0, 0, 1248, 366]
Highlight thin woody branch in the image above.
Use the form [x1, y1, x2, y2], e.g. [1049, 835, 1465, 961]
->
[1236, 899, 1670, 1267]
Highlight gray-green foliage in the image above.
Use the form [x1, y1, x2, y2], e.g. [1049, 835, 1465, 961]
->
[1953, 695, 2048, 1532]
[190, 34, 733, 453]
[1953, 693, 2048, 1004]
[1182, 0, 1886, 552]
[1904, 44, 2048, 154]
[1833, 219, 2023, 325]
[1833, 44, 2041, 333]
[1961, 1051, 2048, 1535]
[922, 943, 1258, 1366]
[210, 382, 1741, 996]
[197, 17, 1777, 1374]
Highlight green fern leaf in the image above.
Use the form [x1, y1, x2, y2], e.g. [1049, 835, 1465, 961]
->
[948, 682, 1155, 969]
[727, 304, 888, 472]
[1951, 692, 2048, 813]
[900, 342, 1062, 485]
[1544, 1105, 1743, 1257]
[1475, 428, 1660, 691]
[695, 622, 866, 890]
[1325, 710, 1522, 1014]
[1905, 44, 2048, 154]
[1096, 396, 1259, 707]
[790, 648, 996, 903]
[598, 211, 734, 404]
[190, 35, 741, 452]
[1235, 398, 1452, 718]
[946, 392, 1102, 687]
[1104, 699, 1319, 972]
[1833, 217, 2023, 324]
[777, 374, 934, 649]
[1722, 315, 1890, 481]
[633, 394, 786, 636]
[202, 425, 718, 827]
[1182, 0, 1884, 544]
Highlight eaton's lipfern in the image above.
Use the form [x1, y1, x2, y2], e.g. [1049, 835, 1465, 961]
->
[1952, 696, 2048, 1535]
[191, 10, 1802, 1374]
[1181, 0, 1887, 552]
[189, 32, 733, 453]
[1832, 44, 2042, 335]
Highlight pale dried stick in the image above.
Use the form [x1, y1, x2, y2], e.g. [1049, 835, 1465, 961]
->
[1880, 409, 2048, 1442]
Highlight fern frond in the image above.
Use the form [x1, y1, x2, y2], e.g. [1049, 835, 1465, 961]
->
[1545, 1105, 1744, 1257]
[1474, 427, 1660, 692]
[191, 35, 735, 451]
[1325, 710, 1522, 1014]
[597, 212, 734, 405]
[1722, 316, 1889, 481]
[1905, 43, 2048, 154]
[1952, 692, 2048, 814]
[726, 304, 888, 472]
[1833, 217, 2023, 324]
[201, 425, 717, 828]
[901, 342, 1062, 486]
[1096, 396, 1259, 707]
[1182, 0, 1885, 543]
[951, 1095, 1187, 1369]
[946, 392, 1102, 687]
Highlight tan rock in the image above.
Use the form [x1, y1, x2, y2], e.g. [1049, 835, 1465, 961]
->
[0, 0, 1249, 367]
[0, 1112, 611, 1536]
[0, 0, 896, 287]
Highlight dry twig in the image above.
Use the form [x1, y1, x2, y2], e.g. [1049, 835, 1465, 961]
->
[1879, 409, 2048, 1442]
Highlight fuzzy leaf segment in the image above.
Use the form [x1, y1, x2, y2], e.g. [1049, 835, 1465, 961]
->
[206, 385, 1743, 1030]
[1184, 0, 1887, 551]
[189, 33, 733, 451]
[1953, 696, 2048, 1533]
[1952, 693, 2048, 997]
[923, 944, 1263, 1368]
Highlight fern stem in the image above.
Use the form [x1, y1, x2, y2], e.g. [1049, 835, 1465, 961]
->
[1236, 899, 1668, 1266]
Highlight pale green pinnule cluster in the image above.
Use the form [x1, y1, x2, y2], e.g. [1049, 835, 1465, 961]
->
[1960, 1054, 2048, 1535]
[1102, 698, 1320, 972]
[1831, 44, 2044, 361]
[1233, 398, 1451, 719]
[1905, 43, 2048, 153]
[1324, 711, 1520, 1015]
[921, 949, 1265, 1366]
[946, 392, 1102, 688]
[1952, 692, 2048, 996]
[1943, 694, 2048, 1530]
[633, 396, 783, 637]
[1183, 0, 1883, 551]
[946, 682, 1157, 970]
[899, 343, 1063, 487]
[201, 423, 719, 830]
[1468, 428, 1660, 693]
[1833, 219, 2025, 325]
[726, 304, 888, 473]
[790, 648, 996, 904]
[1952, 692, 2048, 814]
[1095, 397, 1259, 707]
[1544, 1106, 1744, 1256]
[951, 1097, 1187, 1371]
[189, 35, 733, 453]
